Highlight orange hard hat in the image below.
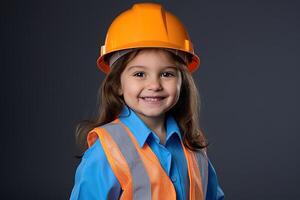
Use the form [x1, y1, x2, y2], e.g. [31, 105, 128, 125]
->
[97, 3, 200, 73]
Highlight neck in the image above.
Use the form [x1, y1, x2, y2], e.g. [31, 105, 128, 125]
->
[138, 113, 166, 141]
[141, 114, 165, 131]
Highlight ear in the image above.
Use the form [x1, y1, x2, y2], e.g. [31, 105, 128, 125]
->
[118, 87, 123, 96]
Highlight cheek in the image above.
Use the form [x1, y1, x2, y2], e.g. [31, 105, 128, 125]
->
[166, 80, 181, 97]
[174, 80, 182, 101]
[119, 75, 133, 95]
[121, 82, 140, 97]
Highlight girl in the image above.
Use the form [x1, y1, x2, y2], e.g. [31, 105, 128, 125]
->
[70, 2, 224, 200]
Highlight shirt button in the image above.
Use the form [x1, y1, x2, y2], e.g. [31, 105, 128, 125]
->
[171, 176, 177, 182]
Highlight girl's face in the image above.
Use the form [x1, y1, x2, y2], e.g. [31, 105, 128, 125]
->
[119, 49, 182, 122]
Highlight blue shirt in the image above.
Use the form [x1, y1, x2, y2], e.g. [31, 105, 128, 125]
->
[70, 105, 224, 200]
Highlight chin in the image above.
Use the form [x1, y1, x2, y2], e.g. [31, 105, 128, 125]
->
[141, 110, 167, 117]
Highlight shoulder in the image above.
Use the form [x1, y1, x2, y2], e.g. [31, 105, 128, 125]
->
[70, 139, 121, 200]
[193, 148, 209, 167]
[87, 121, 121, 147]
[74, 138, 114, 180]
[82, 138, 105, 166]
[206, 157, 225, 200]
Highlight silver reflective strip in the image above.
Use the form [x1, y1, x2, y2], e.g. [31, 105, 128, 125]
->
[194, 150, 208, 199]
[102, 123, 151, 200]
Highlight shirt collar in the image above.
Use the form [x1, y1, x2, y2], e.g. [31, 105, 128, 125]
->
[118, 105, 182, 147]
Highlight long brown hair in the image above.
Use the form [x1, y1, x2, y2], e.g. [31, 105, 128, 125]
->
[75, 48, 209, 156]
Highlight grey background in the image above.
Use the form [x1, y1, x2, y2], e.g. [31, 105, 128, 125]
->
[1, 0, 300, 199]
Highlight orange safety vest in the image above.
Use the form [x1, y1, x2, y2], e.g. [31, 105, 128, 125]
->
[87, 119, 208, 200]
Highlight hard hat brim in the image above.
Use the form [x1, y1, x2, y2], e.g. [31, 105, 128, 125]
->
[97, 44, 200, 74]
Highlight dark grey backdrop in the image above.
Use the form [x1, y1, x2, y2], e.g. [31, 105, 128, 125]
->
[1, 0, 300, 199]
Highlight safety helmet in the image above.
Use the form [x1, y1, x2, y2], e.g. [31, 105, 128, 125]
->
[97, 3, 200, 73]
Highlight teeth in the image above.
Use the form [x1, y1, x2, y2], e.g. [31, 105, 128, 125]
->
[142, 97, 163, 102]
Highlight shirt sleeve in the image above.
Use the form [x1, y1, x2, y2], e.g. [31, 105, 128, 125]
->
[206, 159, 225, 200]
[69, 139, 122, 200]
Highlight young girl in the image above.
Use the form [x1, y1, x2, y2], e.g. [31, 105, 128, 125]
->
[70, 2, 224, 200]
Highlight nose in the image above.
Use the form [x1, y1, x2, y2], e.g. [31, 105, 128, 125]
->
[146, 77, 163, 91]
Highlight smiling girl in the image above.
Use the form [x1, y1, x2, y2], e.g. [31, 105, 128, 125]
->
[70, 3, 224, 200]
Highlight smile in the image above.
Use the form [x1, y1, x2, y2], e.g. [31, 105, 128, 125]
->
[140, 96, 166, 103]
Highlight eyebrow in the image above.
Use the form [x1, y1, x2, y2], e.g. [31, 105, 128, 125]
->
[126, 65, 178, 71]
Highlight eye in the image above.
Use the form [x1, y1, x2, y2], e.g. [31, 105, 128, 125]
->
[133, 72, 145, 77]
[161, 72, 175, 77]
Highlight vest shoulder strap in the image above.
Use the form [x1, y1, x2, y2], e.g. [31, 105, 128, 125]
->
[194, 149, 209, 199]
[87, 120, 151, 200]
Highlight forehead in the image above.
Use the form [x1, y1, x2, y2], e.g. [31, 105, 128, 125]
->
[125, 48, 177, 70]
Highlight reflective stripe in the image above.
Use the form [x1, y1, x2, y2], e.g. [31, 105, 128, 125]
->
[180, 141, 204, 200]
[102, 123, 151, 200]
[117, 120, 177, 200]
[194, 150, 208, 199]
